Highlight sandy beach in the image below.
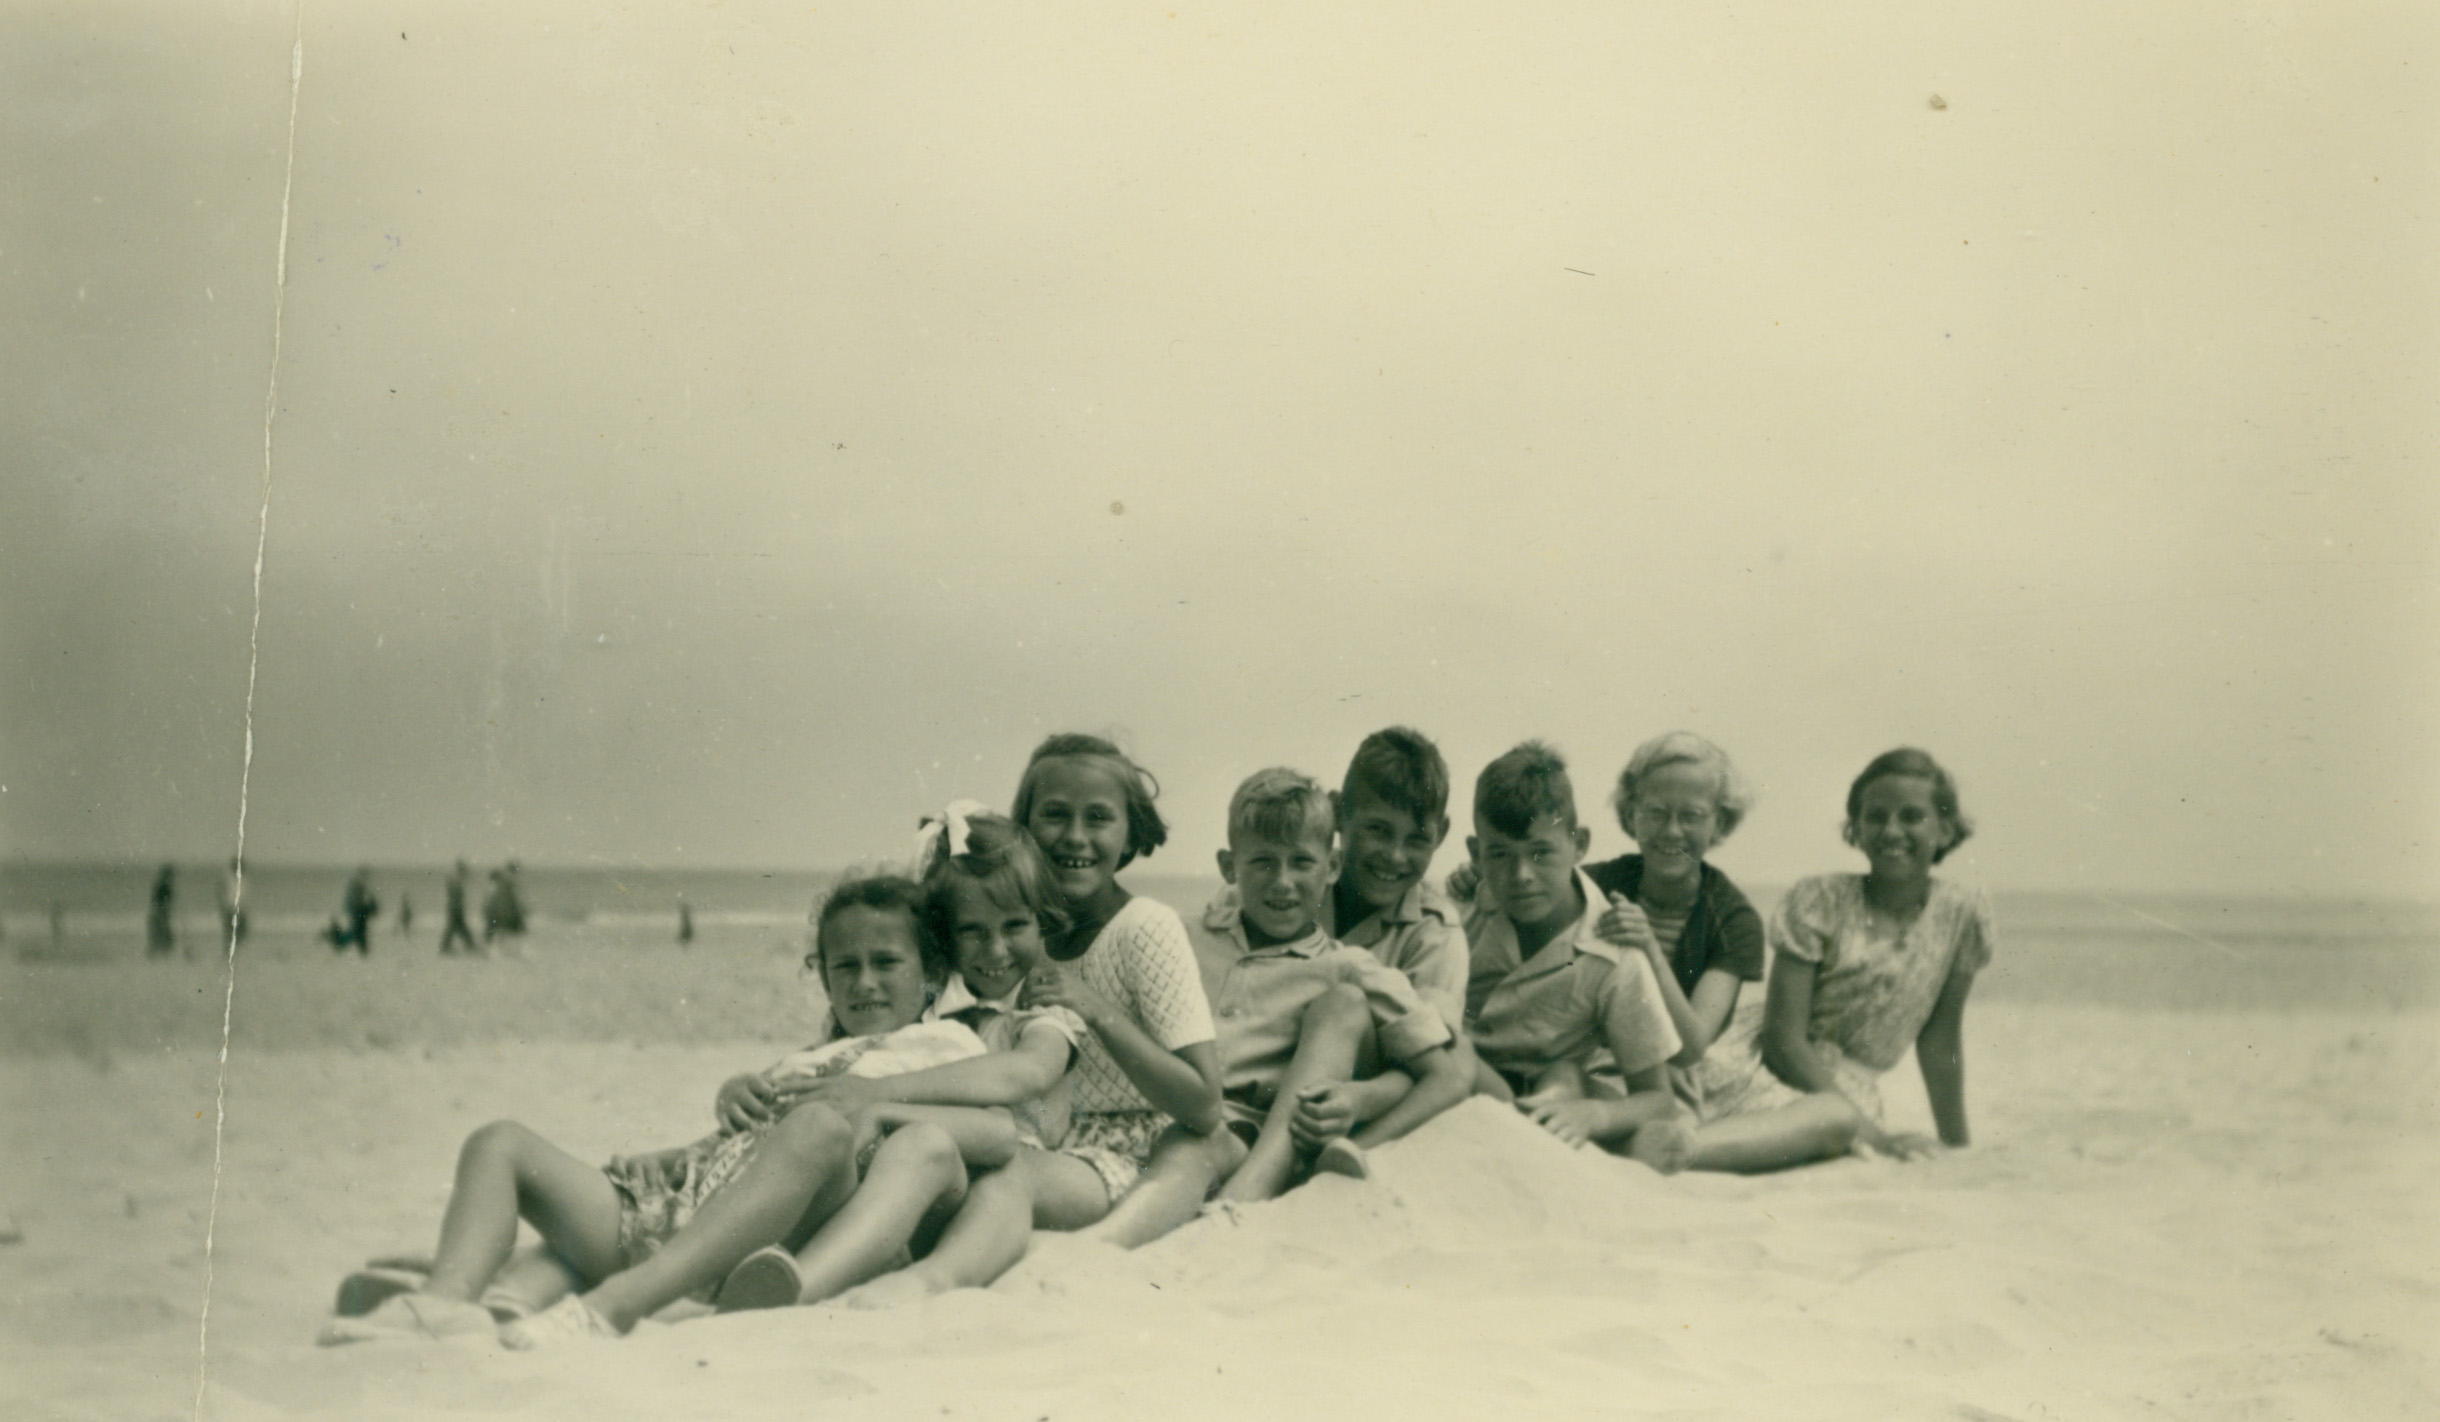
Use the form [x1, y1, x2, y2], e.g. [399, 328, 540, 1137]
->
[4, 917, 2435, 1422]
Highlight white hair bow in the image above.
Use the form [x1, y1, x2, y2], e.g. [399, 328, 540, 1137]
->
[909, 798, 993, 881]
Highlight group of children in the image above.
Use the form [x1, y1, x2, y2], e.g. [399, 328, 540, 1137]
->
[321, 728, 1998, 1347]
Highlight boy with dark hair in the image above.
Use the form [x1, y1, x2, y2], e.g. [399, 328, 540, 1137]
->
[1192, 767, 1473, 1202]
[1280, 727, 1477, 1151]
[1463, 742, 1692, 1171]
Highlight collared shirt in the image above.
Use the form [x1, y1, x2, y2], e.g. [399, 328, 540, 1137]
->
[1325, 877, 1471, 1034]
[927, 973, 1088, 1150]
[1463, 868, 1681, 1081]
[1189, 891, 1453, 1100]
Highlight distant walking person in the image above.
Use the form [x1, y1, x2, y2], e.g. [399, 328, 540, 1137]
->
[216, 857, 249, 953]
[676, 897, 695, 947]
[440, 860, 479, 956]
[340, 867, 380, 956]
[398, 893, 415, 939]
[484, 862, 527, 946]
[147, 865, 177, 959]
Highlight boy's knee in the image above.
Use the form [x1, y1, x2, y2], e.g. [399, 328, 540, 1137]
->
[1306, 983, 1368, 1027]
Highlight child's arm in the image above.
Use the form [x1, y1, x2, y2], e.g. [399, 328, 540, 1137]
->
[853, 1103, 1021, 1171]
[783, 1023, 1072, 1114]
[1026, 964, 1225, 1136]
[1914, 968, 1976, 1149]
[1595, 893, 1741, 1064]
[1523, 963, 1684, 1147]
[1348, 1038, 1474, 1149]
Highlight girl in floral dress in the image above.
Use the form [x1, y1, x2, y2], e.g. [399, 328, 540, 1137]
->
[1688, 747, 1999, 1170]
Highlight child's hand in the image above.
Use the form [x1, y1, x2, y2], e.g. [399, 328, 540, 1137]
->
[1444, 863, 1482, 904]
[1524, 1097, 1608, 1148]
[1021, 963, 1117, 1030]
[1289, 1083, 1360, 1151]
[716, 1073, 782, 1133]
[1596, 893, 1661, 958]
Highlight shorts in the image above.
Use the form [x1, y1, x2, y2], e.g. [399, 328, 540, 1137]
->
[602, 1130, 760, 1292]
[600, 1122, 889, 1297]
[1057, 1110, 1168, 1206]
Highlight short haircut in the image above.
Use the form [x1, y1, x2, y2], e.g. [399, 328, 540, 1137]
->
[1011, 732, 1170, 867]
[812, 873, 947, 982]
[1844, 747, 1975, 863]
[1339, 726, 1451, 829]
[920, 811, 1070, 948]
[1612, 731, 1754, 840]
[1473, 741, 1577, 840]
[1227, 767, 1337, 848]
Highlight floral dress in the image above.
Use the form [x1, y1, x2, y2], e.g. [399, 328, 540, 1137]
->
[1691, 875, 1996, 1124]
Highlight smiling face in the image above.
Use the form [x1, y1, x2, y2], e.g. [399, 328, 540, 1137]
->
[818, 905, 932, 1038]
[1220, 815, 1337, 946]
[1848, 774, 1950, 886]
[1021, 757, 1133, 910]
[1339, 792, 1446, 914]
[1624, 761, 1722, 879]
[1470, 811, 1588, 937]
[943, 874, 1046, 1002]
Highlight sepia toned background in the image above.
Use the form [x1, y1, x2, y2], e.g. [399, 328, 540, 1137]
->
[6, 0, 2432, 900]
[4, 6, 2437, 1421]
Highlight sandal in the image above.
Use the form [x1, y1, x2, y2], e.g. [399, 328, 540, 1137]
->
[1311, 1137, 1370, 1181]
[498, 1294, 619, 1349]
[713, 1245, 804, 1314]
[316, 1292, 495, 1346]
[334, 1266, 427, 1319]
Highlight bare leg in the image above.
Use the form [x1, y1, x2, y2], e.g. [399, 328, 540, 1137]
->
[582, 1104, 862, 1332]
[1085, 1125, 1243, 1249]
[1218, 985, 1367, 1203]
[422, 1121, 627, 1304]
[848, 1144, 1117, 1307]
[785, 1123, 970, 1304]
[1686, 1095, 1862, 1174]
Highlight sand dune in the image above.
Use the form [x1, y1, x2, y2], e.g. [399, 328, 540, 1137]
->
[3, 943, 2435, 1420]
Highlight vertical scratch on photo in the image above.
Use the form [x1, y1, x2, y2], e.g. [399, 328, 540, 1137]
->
[198, 9, 305, 1416]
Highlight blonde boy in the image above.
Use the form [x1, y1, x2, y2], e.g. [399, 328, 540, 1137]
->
[1192, 767, 1473, 1202]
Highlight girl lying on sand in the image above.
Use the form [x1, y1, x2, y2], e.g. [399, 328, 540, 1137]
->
[319, 873, 1042, 1347]
[707, 804, 1090, 1310]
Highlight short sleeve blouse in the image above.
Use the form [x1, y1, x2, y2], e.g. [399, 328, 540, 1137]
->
[1771, 875, 1997, 1073]
[1066, 895, 1218, 1117]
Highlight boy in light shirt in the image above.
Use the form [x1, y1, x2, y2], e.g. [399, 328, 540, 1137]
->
[1462, 741, 1693, 1172]
[1191, 767, 1473, 1202]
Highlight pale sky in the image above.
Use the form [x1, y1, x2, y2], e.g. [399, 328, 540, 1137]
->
[5, 1, 2434, 897]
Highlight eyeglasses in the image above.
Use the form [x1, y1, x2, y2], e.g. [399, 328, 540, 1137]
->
[1628, 803, 1717, 831]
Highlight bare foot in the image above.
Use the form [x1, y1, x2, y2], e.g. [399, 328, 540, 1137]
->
[1626, 1118, 1696, 1175]
[834, 1269, 943, 1312]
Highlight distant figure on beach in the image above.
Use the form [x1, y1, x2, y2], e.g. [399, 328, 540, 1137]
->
[676, 896, 694, 947]
[1685, 747, 1997, 1168]
[216, 857, 248, 953]
[398, 893, 415, 939]
[439, 860, 479, 956]
[330, 867, 379, 956]
[484, 862, 527, 946]
[147, 864, 177, 959]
